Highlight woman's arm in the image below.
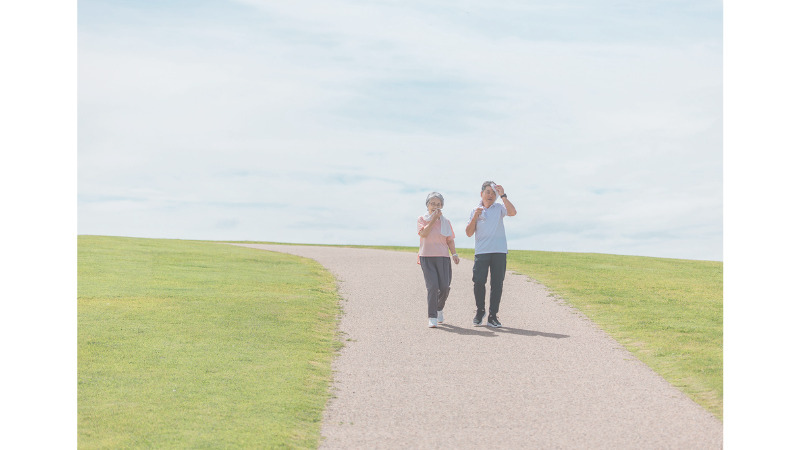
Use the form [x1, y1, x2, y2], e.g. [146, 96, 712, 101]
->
[418, 209, 442, 237]
[446, 231, 460, 264]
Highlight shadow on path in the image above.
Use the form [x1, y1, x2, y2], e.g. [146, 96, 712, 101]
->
[435, 324, 498, 337]
[437, 324, 569, 339]
[493, 326, 570, 339]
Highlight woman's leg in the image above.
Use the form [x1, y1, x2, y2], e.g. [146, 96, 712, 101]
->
[419, 257, 441, 318]
[436, 257, 452, 312]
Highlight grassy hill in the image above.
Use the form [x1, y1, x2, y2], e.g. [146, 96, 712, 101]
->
[504, 249, 722, 420]
[79, 236, 722, 449]
[78, 236, 341, 448]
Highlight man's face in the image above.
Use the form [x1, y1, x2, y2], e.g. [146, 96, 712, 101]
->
[481, 186, 496, 205]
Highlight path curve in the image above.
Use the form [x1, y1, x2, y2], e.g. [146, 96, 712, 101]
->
[232, 244, 722, 449]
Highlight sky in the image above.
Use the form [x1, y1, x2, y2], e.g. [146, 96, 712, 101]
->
[6, 2, 800, 445]
[78, 0, 723, 260]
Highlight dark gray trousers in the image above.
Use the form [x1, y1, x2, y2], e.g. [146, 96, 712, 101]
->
[419, 256, 452, 318]
[472, 252, 507, 316]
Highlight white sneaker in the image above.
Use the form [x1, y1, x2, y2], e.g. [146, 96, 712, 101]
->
[428, 318, 438, 328]
[437, 310, 444, 323]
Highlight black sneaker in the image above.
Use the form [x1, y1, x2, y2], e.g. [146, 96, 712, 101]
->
[473, 310, 486, 326]
[487, 316, 502, 328]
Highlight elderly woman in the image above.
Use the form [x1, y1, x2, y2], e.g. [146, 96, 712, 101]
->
[418, 192, 460, 328]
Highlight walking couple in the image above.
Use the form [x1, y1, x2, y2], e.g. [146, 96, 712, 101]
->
[417, 181, 517, 328]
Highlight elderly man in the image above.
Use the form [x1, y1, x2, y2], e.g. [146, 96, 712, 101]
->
[465, 181, 517, 327]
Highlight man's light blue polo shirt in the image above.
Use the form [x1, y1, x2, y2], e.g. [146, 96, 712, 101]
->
[468, 202, 508, 255]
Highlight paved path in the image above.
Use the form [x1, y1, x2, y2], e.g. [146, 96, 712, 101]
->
[232, 244, 722, 449]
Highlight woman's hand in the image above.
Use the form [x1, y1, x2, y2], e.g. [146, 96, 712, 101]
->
[419, 210, 441, 238]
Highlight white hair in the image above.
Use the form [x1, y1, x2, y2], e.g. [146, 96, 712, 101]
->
[425, 192, 444, 207]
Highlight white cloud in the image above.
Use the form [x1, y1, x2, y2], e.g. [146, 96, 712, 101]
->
[78, 0, 722, 260]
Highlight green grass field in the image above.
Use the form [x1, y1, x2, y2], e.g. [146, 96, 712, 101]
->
[78, 236, 341, 448]
[505, 250, 722, 419]
[302, 243, 723, 419]
[80, 236, 722, 448]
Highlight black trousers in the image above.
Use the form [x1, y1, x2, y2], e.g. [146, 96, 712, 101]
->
[472, 253, 507, 316]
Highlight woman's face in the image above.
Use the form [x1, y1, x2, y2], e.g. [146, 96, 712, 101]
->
[427, 198, 443, 213]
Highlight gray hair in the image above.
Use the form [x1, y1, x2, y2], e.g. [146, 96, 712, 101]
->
[481, 180, 495, 192]
[425, 192, 444, 207]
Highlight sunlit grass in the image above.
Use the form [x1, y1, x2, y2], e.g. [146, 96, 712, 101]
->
[78, 236, 341, 448]
[505, 250, 722, 420]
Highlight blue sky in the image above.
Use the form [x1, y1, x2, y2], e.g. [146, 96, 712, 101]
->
[78, 0, 723, 260]
[7, 3, 800, 444]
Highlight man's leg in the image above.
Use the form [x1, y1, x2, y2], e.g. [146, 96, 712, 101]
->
[472, 254, 490, 323]
[488, 253, 507, 317]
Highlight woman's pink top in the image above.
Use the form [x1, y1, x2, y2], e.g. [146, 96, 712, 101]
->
[417, 216, 455, 258]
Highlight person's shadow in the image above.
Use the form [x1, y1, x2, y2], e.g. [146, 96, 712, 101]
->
[437, 323, 569, 339]
[493, 326, 569, 338]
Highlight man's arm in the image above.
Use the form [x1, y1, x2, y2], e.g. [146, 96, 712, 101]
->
[495, 185, 517, 216]
[465, 208, 480, 237]
[502, 197, 517, 216]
